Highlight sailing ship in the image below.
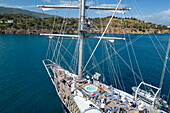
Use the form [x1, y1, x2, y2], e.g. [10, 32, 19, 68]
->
[37, 0, 170, 112]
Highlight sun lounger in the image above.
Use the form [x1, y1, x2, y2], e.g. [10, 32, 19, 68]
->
[114, 100, 119, 104]
[108, 96, 118, 100]
[103, 92, 110, 96]
[124, 105, 129, 111]
[96, 99, 101, 105]
[107, 107, 113, 113]
[113, 107, 119, 113]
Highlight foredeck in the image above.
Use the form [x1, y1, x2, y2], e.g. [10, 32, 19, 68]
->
[51, 65, 165, 113]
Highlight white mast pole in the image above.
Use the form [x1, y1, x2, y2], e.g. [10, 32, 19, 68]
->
[78, 0, 86, 79]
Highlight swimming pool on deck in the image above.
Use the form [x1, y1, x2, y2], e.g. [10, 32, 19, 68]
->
[84, 85, 98, 93]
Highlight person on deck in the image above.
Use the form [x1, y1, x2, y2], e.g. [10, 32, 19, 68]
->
[101, 97, 107, 104]
[99, 85, 103, 93]
[100, 102, 105, 112]
[104, 96, 107, 103]
[123, 97, 129, 104]
[62, 79, 66, 85]
[91, 76, 94, 84]
[68, 81, 72, 90]
[131, 102, 137, 108]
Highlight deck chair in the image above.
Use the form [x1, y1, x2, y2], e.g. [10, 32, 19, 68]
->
[108, 96, 118, 100]
[96, 99, 101, 105]
[124, 105, 129, 111]
[113, 100, 119, 104]
[143, 108, 149, 113]
[119, 98, 129, 105]
[111, 90, 115, 95]
[113, 107, 119, 113]
[107, 107, 113, 113]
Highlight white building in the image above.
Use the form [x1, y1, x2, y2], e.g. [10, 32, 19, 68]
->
[5, 20, 14, 23]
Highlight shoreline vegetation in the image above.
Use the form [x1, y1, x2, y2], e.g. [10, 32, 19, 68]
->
[0, 14, 170, 34]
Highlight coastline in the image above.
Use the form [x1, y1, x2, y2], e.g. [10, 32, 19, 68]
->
[1, 32, 170, 35]
[1, 27, 170, 35]
[1, 14, 170, 35]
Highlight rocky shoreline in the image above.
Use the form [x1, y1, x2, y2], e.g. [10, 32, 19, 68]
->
[2, 27, 170, 35]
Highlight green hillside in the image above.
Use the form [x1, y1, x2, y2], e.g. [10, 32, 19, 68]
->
[0, 13, 169, 34]
[0, 6, 53, 18]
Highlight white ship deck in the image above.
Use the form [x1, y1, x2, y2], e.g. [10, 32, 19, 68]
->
[73, 95, 100, 113]
[48, 64, 167, 113]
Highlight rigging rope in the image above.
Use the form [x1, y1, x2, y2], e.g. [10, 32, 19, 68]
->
[70, 40, 79, 74]
[56, 3, 71, 64]
[108, 41, 143, 81]
[120, 14, 137, 86]
[86, 40, 103, 74]
[46, 39, 52, 58]
[128, 34, 143, 81]
[159, 38, 170, 96]
[133, 0, 170, 78]
[86, 35, 143, 72]
[83, 0, 123, 72]
[105, 41, 120, 89]
[112, 41, 126, 91]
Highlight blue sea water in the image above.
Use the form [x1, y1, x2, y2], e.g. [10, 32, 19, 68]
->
[0, 34, 170, 113]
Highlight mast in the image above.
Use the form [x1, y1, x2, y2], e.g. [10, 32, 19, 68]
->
[37, 1, 130, 80]
[78, 0, 86, 79]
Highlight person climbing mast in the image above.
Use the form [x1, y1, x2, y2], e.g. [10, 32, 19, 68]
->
[84, 19, 91, 32]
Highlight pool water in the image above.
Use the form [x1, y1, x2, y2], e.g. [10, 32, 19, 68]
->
[84, 85, 98, 92]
